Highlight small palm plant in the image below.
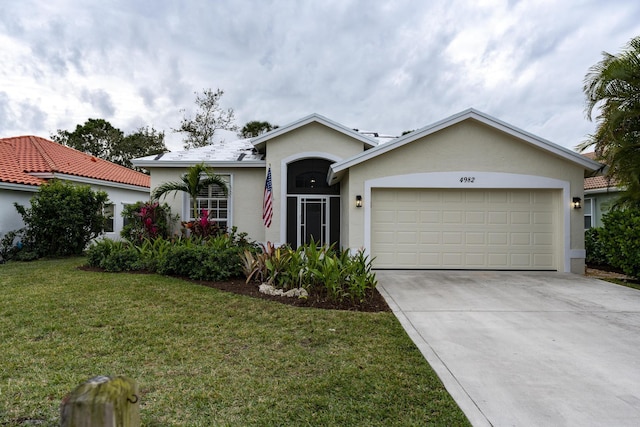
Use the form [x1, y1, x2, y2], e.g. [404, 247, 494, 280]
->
[151, 163, 228, 220]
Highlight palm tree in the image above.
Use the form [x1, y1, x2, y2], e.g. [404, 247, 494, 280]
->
[580, 35, 640, 206]
[151, 163, 228, 220]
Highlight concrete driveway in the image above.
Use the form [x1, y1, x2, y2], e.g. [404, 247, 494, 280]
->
[377, 270, 640, 427]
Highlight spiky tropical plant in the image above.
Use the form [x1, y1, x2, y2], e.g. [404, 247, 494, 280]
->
[151, 163, 228, 220]
[580, 35, 640, 207]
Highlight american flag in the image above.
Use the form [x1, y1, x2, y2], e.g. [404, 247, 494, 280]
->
[263, 167, 273, 227]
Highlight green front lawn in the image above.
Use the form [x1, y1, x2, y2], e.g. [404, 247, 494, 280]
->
[0, 258, 469, 426]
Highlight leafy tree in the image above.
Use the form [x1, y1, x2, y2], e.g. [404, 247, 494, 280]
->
[580, 35, 640, 207]
[174, 88, 238, 149]
[52, 118, 123, 159]
[13, 180, 109, 258]
[118, 126, 168, 169]
[52, 119, 167, 170]
[239, 120, 278, 138]
[151, 163, 228, 220]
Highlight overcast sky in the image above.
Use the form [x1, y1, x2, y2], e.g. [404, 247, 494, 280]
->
[1, 1, 639, 152]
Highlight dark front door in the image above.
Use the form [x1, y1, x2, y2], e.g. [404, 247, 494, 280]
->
[286, 158, 340, 248]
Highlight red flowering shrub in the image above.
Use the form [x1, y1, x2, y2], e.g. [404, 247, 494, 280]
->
[185, 210, 225, 239]
[121, 201, 177, 243]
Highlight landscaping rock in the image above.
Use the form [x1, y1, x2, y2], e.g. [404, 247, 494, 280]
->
[259, 283, 308, 298]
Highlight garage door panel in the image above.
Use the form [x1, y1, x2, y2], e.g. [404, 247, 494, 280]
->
[533, 212, 553, 224]
[465, 232, 485, 245]
[420, 231, 440, 244]
[420, 211, 440, 223]
[374, 210, 396, 223]
[533, 233, 553, 246]
[443, 211, 463, 223]
[397, 232, 417, 244]
[488, 211, 508, 224]
[373, 231, 395, 244]
[488, 232, 508, 245]
[442, 232, 463, 244]
[511, 192, 532, 204]
[510, 233, 531, 245]
[443, 192, 463, 203]
[396, 252, 418, 265]
[533, 254, 554, 267]
[465, 253, 486, 266]
[371, 189, 557, 270]
[398, 211, 418, 223]
[510, 253, 532, 266]
[442, 253, 463, 266]
[511, 211, 532, 224]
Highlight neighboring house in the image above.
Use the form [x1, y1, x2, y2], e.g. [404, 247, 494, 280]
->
[133, 109, 602, 274]
[0, 135, 150, 239]
[582, 152, 621, 229]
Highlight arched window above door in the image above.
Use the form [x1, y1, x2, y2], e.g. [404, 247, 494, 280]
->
[287, 158, 339, 195]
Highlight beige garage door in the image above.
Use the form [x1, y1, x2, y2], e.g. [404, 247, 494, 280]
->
[371, 189, 558, 270]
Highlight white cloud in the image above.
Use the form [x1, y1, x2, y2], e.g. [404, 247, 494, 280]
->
[0, 0, 639, 152]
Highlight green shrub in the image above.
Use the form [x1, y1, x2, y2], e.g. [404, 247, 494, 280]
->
[0, 229, 25, 261]
[599, 208, 640, 278]
[88, 227, 256, 280]
[101, 246, 141, 272]
[120, 201, 177, 243]
[87, 239, 141, 272]
[156, 244, 240, 281]
[585, 227, 608, 265]
[13, 180, 109, 258]
[246, 242, 378, 304]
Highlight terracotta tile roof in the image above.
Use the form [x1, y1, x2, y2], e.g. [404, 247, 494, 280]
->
[584, 175, 617, 190]
[0, 135, 150, 188]
[582, 152, 618, 190]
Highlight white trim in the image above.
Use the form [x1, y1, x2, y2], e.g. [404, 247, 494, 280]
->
[363, 171, 574, 273]
[182, 174, 233, 227]
[252, 113, 377, 150]
[297, 196, 333, 247]
[132, 159, 266, 168]
[329, 109, 602, 184]
[584, 187, 621, 195]
[0, 182, 40, 192]
[279, 152, 343, 244]
[30, 172, 149, 192]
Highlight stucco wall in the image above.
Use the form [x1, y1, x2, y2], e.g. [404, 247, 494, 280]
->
[263, 122, 366, 244]
[0, 182, 148, 241]
[585, 191, 620, 228]
[89, 184, 150, 239]
[344, 119, 586, 273]
[0, 187, 37, 237]
[149, 166, 265, 241]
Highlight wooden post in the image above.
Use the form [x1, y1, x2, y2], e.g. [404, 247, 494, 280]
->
[60, 376, 140, 427]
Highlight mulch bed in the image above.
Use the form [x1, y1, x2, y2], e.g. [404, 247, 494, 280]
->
[78, 266, 391, 312]
[585, 265, 639, 284]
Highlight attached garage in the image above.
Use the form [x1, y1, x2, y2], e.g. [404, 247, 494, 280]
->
[371, 188, 559, 270]
[328, 109, 601, 274]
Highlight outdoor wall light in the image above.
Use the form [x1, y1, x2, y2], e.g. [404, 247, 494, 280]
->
[572, 197, 582, 209]
[356, 195, 363, 208]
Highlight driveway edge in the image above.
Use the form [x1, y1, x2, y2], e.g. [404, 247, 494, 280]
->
[377, 283, 492, 427]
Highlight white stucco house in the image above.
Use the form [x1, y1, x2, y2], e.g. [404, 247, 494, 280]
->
[0, 135, 151, 239]
[133, 109, 602, 274]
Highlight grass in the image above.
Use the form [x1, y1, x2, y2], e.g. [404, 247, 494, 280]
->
[599, 277, 640, 291]
[0, 258, 470, 426]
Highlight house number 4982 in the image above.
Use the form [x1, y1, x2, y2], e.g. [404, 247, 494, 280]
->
[459, 177, 475, 183]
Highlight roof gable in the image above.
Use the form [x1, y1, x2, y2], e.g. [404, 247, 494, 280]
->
[251, 113, 378, 150]
[0, 136, 150, 188]
[329, 109, 603, 183]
